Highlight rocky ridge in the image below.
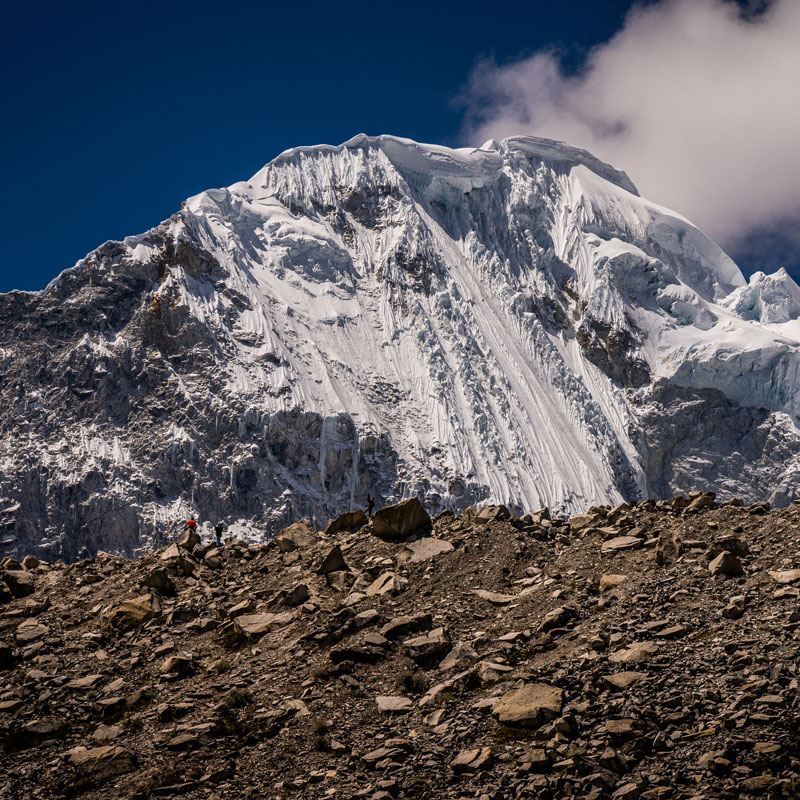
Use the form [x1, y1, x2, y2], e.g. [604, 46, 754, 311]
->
[2, 493, 800, 799]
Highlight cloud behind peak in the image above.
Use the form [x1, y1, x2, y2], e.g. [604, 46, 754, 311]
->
[460, 0, 800, 265]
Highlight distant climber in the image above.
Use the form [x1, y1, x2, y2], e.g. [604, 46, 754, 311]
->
[184, 517, 197, 533]
[366, 495, 375, 517]
[214, 521, 224, 547]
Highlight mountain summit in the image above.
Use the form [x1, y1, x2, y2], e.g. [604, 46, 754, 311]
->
[2, 134, 800, 559]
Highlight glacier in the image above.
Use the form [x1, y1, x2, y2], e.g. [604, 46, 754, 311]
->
[2, 133, 800, 559]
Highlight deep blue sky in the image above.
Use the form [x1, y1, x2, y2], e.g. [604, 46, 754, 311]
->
[0, 0, 766, 293]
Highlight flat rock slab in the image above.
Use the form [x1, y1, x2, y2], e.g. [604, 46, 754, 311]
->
[375, 695, 413, 713]
[769, 569, 800, 585]
[397, 538, 454, 564]
[234, 611, 294, 638]
[599, 574, 628, 593]
[493, 682, 562, 728]
[609, 641, 659, 664]
[451, 746, 492, 774]
[67, 674, 105, 690]
[603, 671, 647, 690]
[15, 621, 49, 645]
[473, 589, 516, 606]
[601, 536, 642, 553]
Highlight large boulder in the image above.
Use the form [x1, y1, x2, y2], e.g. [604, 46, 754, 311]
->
[370, 498, 431, 542]
[1, 570, 36, 598]
[317, 545, 348, 574]
[275, 520, 318, 552]
[103, 594, 160, 631]
[493, 683, 563, 728]
[66, 745, 137, 781]
[178, 528, 201, 551]
[325, 510, 368, 535]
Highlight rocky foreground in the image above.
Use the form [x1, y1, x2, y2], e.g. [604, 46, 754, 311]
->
[2, 493, 800, 800]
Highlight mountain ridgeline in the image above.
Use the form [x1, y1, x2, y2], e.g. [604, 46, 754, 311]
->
[2, 134, 800, 559]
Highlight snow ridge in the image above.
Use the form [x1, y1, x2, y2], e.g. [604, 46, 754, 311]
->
[2, 134, 800, 558]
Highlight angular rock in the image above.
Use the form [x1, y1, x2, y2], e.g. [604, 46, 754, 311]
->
[366, 572, 407, 596]
[143, 567, 176, 595]
[769, 569, 800, 585]
[285, 583, 310, 606]
[403, 626, 450, 665]
[599, 574, 628, 593]
[603, 671, 646, 690]
[325, 509, 368, 535]
[380, 613, 432, 640]
[159, 652, 196, 677]
[493, 683, 563, 728]
[178, 528, 200, 551]
[318, 545, 348, 574]
[371, 498, 431, 541]
[439, 640, 479, 671]
[602, 536, 642, 553]
[21, 555, 39, 570]
[608, 641, 659, 664]
[15, 620, 48, 646]
[709, 551, 743, 577]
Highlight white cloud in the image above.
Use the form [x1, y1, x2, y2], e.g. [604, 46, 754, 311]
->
[460, 0, 800, 258]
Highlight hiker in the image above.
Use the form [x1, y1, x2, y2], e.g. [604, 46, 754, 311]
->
[366, 494, 375, 517]
[214, 521, 224, 547]
[184, 517, 197, 533]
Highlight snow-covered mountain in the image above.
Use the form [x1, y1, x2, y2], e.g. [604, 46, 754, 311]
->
[3, 133, 800, 559]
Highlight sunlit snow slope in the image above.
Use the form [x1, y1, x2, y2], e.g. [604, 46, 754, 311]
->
[2, 134, 800, 558]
